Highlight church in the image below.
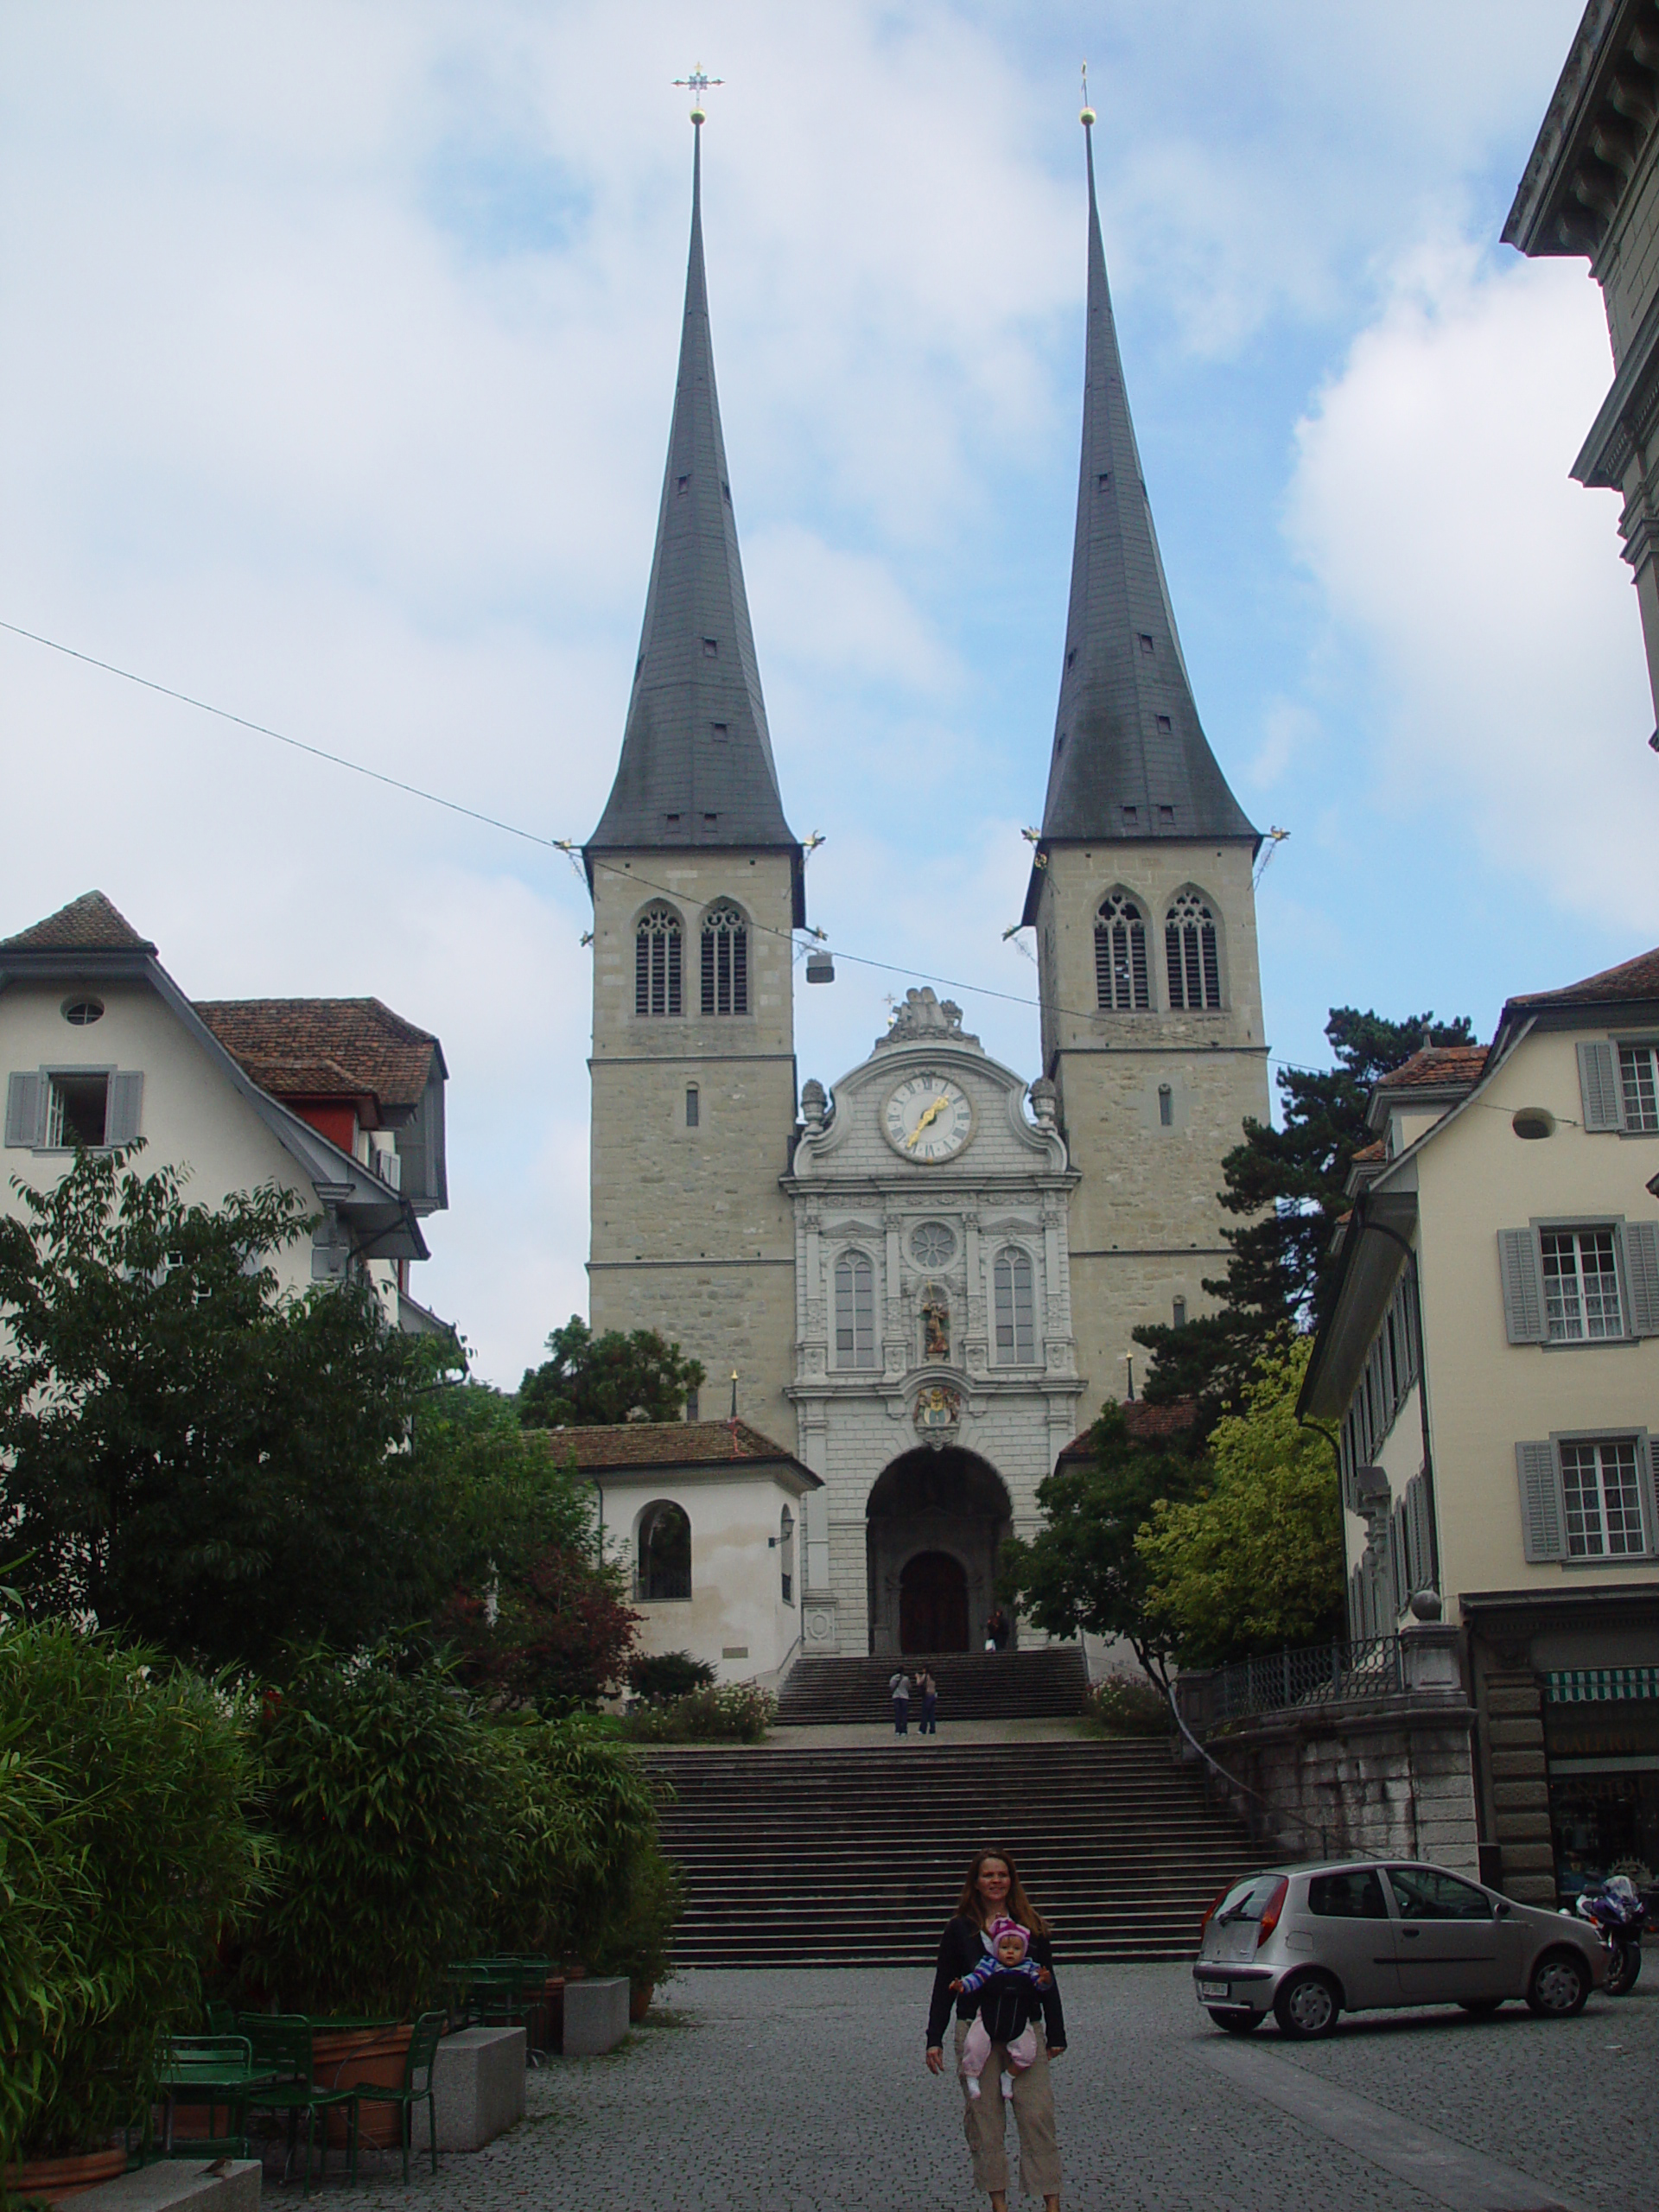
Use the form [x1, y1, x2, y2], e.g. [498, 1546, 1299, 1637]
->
[580, 106, 1269, 1669]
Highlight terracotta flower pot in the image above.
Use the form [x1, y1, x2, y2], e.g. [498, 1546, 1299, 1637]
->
[629, 1983, 653, 2024]
[311, 2022, 414, 2150]
[4, 2146, 129, 2203]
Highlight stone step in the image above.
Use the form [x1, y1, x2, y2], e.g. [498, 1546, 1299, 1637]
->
[643, 1738, 1274, 1967]
[775, 1647, 1089, 1725]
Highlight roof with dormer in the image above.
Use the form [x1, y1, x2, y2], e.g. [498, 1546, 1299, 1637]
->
[194, 999, 444, 1112]
[586, 124, 799, 910]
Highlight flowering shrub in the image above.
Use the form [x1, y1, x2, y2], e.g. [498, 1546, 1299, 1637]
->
[1081, 1674, 1172, 1738]
[621, 1682, 774, 1743]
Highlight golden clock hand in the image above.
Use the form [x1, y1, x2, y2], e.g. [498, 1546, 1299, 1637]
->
[906, 1096, 949, 1148]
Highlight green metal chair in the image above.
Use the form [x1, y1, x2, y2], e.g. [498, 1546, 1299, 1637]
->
[157, 2034, 257, 2159]
[239, 2014, 358, 2195]
[347, 2012, 446, 2184]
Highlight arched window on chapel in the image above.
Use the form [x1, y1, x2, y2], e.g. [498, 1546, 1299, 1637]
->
[638, 1500, 691, 1600]
[1165, 891, 1222, 1011]
[701, 901, 748, 1015]
[635, 906, 683, 1016]
[1095, 892, 1149, 1010]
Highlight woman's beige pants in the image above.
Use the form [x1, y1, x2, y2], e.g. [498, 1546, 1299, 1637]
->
[953, 2018, 1063, 2199]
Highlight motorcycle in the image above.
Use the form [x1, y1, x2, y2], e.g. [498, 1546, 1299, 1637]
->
[1572, 1876, 1649, 1996]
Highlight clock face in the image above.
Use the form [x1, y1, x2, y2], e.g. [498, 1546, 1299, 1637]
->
[882, 1074, 973, 1164]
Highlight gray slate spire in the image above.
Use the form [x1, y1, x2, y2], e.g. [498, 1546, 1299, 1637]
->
[587, 124, 799, 888]
[1030, 119, 1255, 895]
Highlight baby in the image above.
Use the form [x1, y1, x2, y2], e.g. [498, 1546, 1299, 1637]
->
[949, 1916, 1053, 2101]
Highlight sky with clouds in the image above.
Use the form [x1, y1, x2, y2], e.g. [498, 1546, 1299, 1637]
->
[2, 1, 1651, 1386]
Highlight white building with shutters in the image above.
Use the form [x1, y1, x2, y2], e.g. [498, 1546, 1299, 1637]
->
[1, 892, 448, 1333]
[1302, 949, 1659, 1905]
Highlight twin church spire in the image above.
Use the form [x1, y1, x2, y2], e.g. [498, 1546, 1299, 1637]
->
[589, 107, 1253, 893]
[587, 121, 798, 886]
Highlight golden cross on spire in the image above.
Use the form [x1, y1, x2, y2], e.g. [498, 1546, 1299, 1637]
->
[1080, 60, 1096, 127]
[675, 63, 724, 124]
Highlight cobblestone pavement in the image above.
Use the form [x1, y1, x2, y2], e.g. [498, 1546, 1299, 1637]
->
[327, 1964, 1656, 2211]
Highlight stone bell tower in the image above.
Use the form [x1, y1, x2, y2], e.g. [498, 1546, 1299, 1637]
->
[583, 116, 802, 1442]
[1021, 107, 1269, 1423]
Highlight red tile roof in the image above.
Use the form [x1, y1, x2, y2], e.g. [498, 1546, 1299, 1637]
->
[536, 1420, 812, 1476]
[1055, 1399, 1200, 1464]
[1, 891, 155, 953]
[1508, 946, 1659, 1008]
[195, 1000, 439, 1111]
[1374, 1046, 1489, 1091]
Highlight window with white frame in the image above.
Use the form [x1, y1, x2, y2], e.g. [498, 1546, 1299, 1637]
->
[1560, 1439, 1648, 1557]
[834, 1251, 875, 1369]
[994, 1247, 1036, 1363]
[1165, 891, 1222, 1011]
[1095, 893, 1149, 1010]
[1541, 1228, 1624, 1340]
[635, 906, 683, 1016]
[1621, 1045, 1659, 1134]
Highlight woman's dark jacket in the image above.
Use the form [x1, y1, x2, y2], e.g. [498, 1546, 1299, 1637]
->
[925, 1916, 1065, 2050]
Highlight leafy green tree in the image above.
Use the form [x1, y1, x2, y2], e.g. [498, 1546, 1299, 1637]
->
[1135, 1007, 1472, 1419]
[1135, 1337, 1344, 1665]
[0, 1150, 468, 1675]
[995, 1402, 1205, 1687]
[518, 1315, 705, 1428]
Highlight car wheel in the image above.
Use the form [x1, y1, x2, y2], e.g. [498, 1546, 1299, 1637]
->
[1526, 1948, 1591, 2018]
[1458, 1999, 1503, 2016]
[1206, 2006, 1263, 2034]
[1274, 1970, 1341, 2039]
[1605, 1942, 1642, 1998]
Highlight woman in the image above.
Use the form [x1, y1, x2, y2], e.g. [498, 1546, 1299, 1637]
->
[915, 1668, 938, 1735]
[925, 1847, 1065, 2211]
[889, 1665, 912, 1735]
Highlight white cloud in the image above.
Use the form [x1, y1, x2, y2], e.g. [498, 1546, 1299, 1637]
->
[1287, 240, 1659, 930]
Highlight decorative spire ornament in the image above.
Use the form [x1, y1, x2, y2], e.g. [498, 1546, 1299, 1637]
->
[674, 62, 724, 126]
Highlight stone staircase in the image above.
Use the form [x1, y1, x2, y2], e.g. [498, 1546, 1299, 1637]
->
[773, 1647, 1089, 1725]
[645, 1739, 1269, 1966]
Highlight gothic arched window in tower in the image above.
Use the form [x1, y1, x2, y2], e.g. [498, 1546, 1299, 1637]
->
[834, 1250, 875, 1369]
[994, 1248, 1036, 1364]
[1165, 891, 1222, 1011]
[638, 1499, 691, 1600]
[635, 905, 683, 1016]
[701, 900, 749, 1015]
[1095, 891, 1149, 1010]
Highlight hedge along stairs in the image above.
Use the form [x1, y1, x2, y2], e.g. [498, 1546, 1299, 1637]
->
[642, 1738, 1268, 1967]
[773, 1647, 1089, 1726]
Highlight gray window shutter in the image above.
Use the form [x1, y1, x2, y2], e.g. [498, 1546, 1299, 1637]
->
[1516, 1440, 1566, 1562]
[1640, 1435, 1659, 1560]
[1623, 1219, 1659, 1336]
[105, 1071, 143, 1148]
[1407, 1472, 1433, 1592]
[4, 1071, 43, 1148]
[1497, 1228, 1547, 1344]
[1578, 1039, 1621, 1131]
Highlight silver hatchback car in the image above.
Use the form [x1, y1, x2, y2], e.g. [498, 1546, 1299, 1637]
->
[1192, 1859, 1605, 2038]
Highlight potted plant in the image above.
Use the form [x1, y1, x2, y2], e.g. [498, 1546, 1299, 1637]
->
[0, 1622, 261, 2199]
[238, 1651, 494, 2144]
[587, 1842, 684, 2023]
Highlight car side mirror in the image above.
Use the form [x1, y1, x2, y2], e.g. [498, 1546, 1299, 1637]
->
[1496, 1901, 1511, 1918]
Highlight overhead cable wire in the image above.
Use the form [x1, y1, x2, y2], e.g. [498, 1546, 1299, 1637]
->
[3, 613, 1339, 1077]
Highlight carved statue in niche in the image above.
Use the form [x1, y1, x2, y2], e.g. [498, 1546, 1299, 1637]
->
[921, 1284, 950, 1363]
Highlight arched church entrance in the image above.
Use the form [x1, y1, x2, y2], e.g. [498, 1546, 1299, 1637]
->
[899, 1551, 969, 1653]
[865, 1447, 1012, 1657]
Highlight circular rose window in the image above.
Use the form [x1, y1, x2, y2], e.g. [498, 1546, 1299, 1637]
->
[911, 1221, 957, 1268]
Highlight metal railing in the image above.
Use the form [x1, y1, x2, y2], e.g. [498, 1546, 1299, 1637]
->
[1177, 1634, 1405, 1732]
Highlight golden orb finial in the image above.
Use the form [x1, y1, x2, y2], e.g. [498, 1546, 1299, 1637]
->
[1080, 59, 1095, 127]
[675, 63, 722, 126]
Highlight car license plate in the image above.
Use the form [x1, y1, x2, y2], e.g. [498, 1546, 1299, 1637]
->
[1198, 1980, 1229, 2001]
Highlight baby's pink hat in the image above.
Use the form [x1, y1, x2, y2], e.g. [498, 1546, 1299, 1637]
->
[989, 1917, 1028, 1957]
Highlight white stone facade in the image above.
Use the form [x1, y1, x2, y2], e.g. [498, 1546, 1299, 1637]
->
[784, 993, 1084, 1655]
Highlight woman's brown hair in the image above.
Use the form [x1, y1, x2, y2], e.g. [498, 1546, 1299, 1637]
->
[956, 1846, 1050, 1938]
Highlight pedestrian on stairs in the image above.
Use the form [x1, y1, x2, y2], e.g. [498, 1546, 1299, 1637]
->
[889, 1666, 912, 1734]
[915, 1668, 938, 1733]
[925, 1847, 1065, 2212]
